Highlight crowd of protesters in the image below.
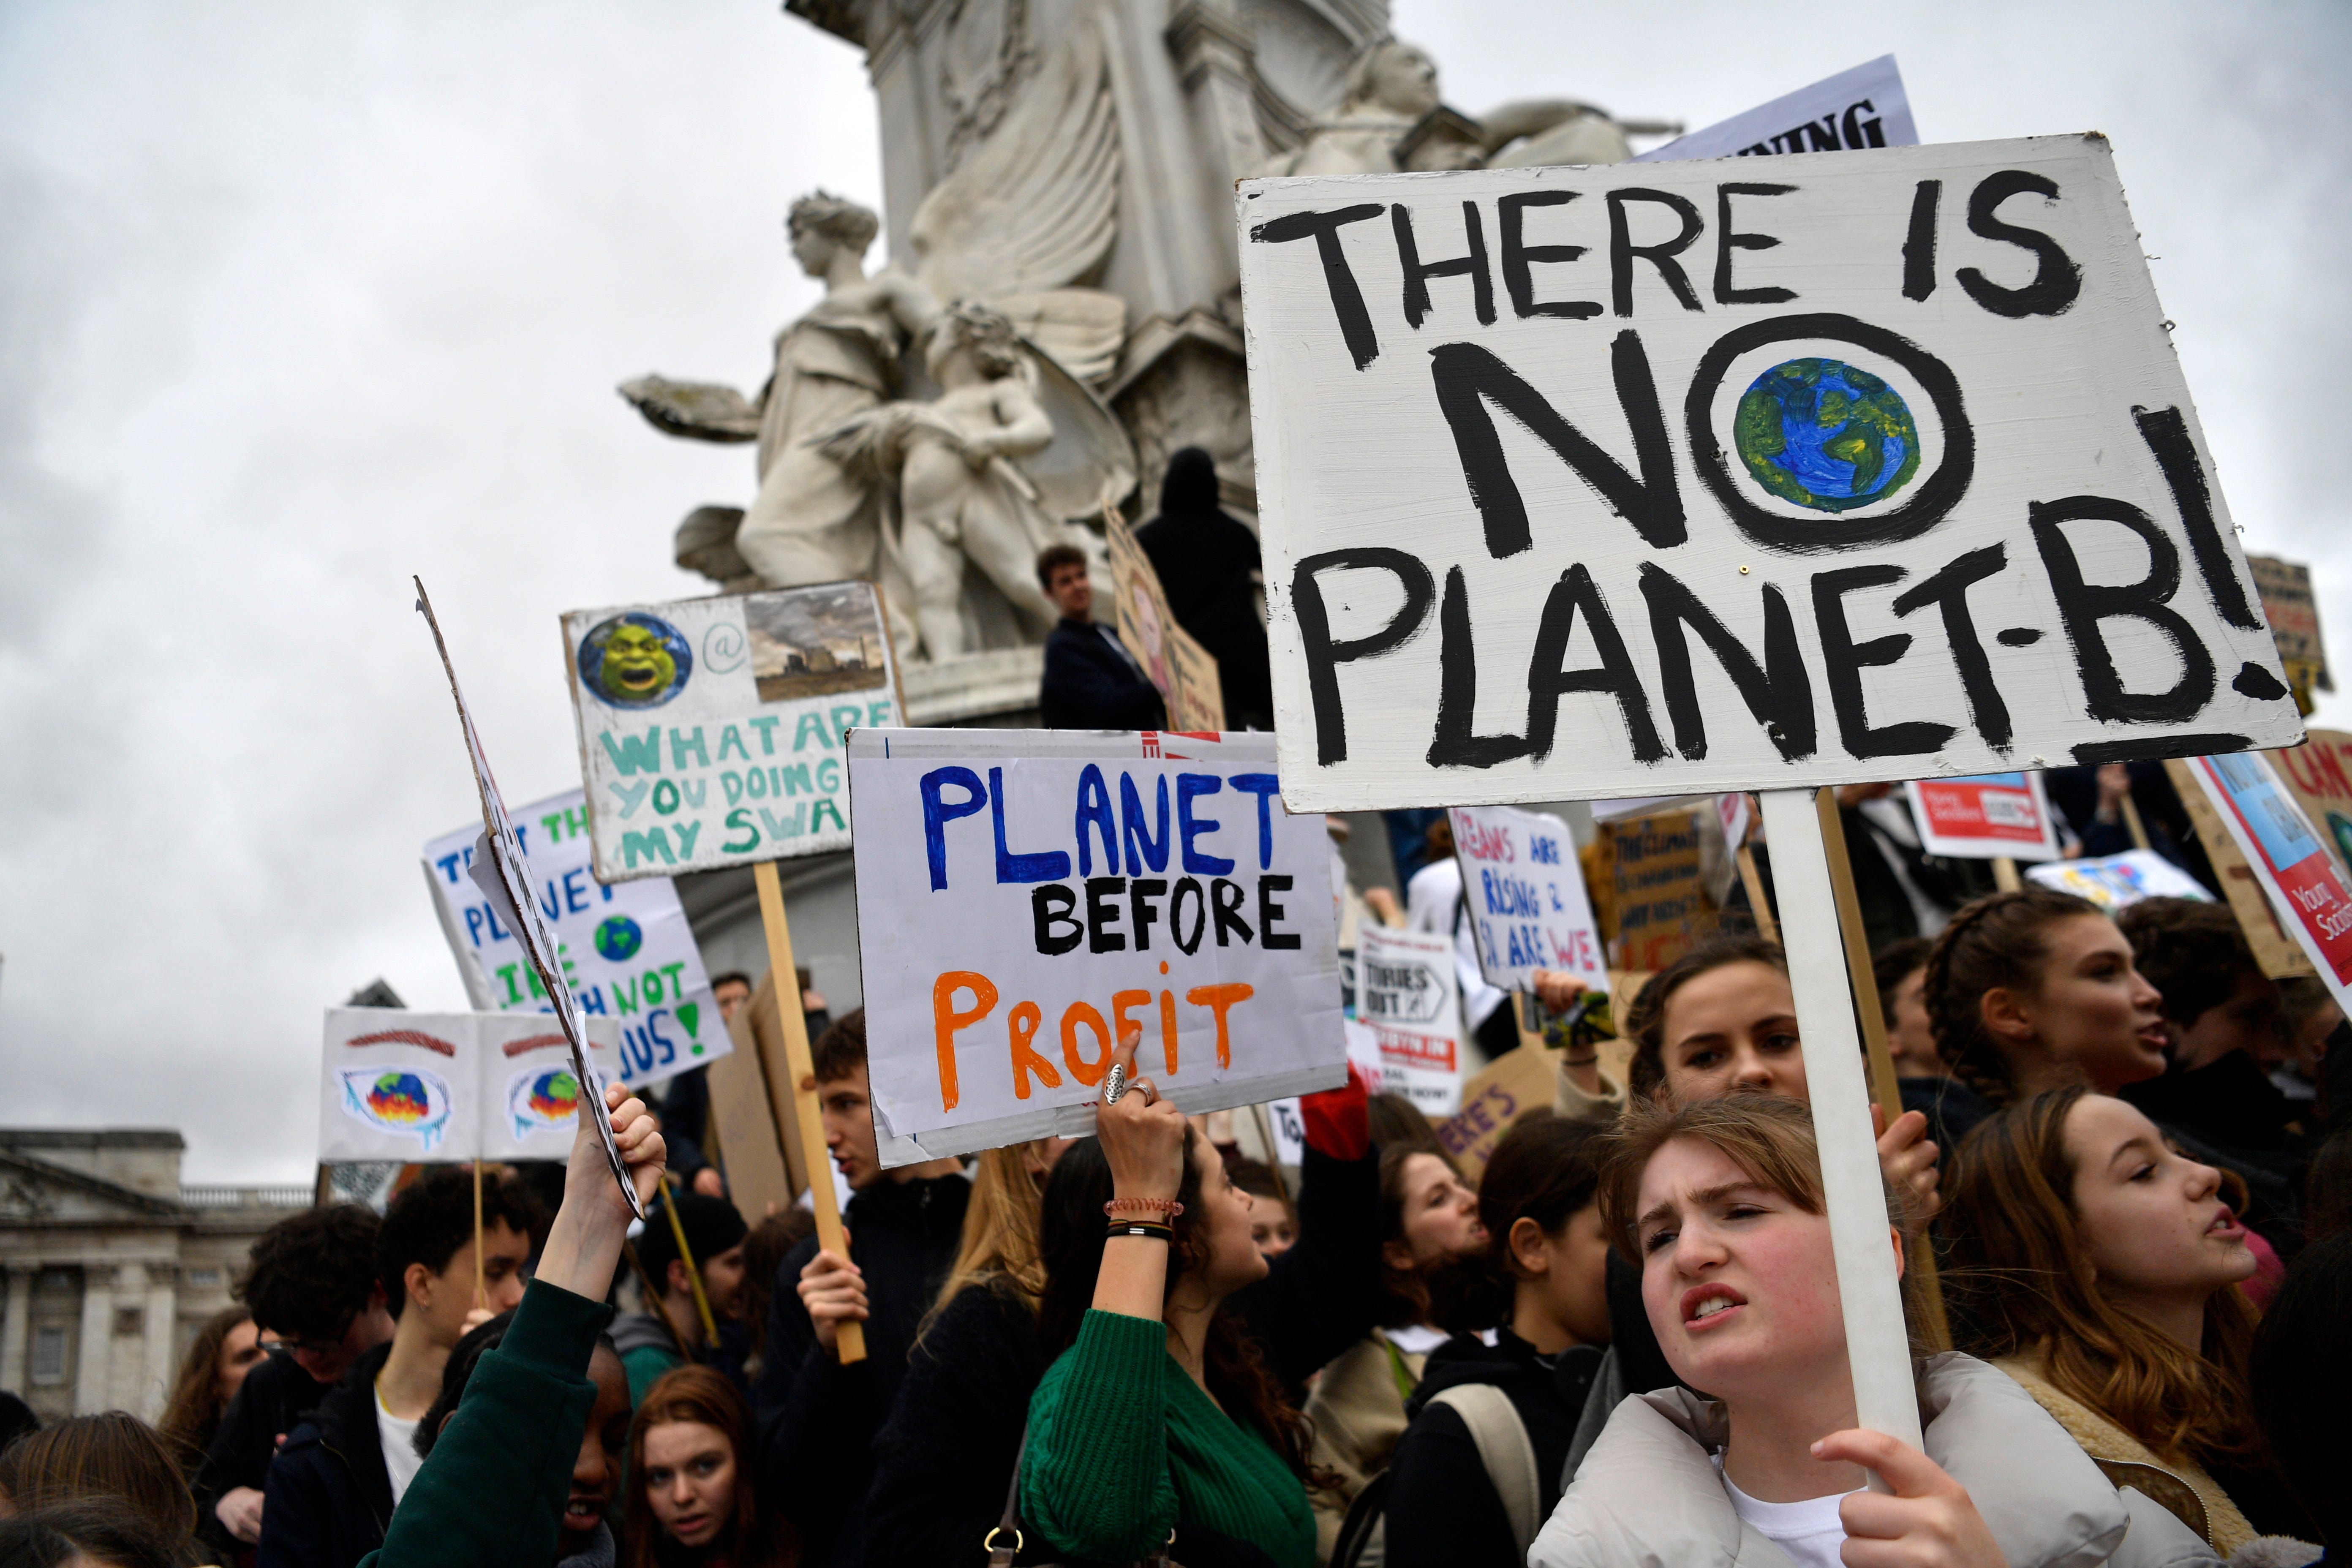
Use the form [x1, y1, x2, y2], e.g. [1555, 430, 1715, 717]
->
[3, 877, 2343, 1568]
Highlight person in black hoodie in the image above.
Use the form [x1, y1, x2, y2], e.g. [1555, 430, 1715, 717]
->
[752, 1010, 971, 1568]
[1382, 1112, 1610, 1568]
[258, 1168, 542, 1568]
[1134, 447, 1272, 730]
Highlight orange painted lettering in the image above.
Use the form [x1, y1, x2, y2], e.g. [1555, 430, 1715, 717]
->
[1061, 1002, 1111, 1086]
[1008, 1000, 1059, 1100]
[931, 970, 997, 1111]
[1185, 983, 1255, 1067]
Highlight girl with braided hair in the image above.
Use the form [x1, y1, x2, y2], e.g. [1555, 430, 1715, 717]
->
[1920, 889, 2170, 1112]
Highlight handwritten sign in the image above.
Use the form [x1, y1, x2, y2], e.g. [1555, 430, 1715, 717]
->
[320, 1009, 623, 1163]
[845, 728, 1343, 1162]
[1601, 808, 1715, 969]
[422, 788, 729, 1088]
[1432, 1044, 1556, 1181]
[2248, 555, 2331, 695]
[1236, 138, 2302, 814]
[1107, 509, 1226, 732]
[1447, 803, 1608, 992]
[2183, 752, 2352, 1004]
[1903, 772, 2060, 862]
[1637, 55, 1917, 164]
[562, 581, 900, 881]
[2164, 757, 2316, 980]
[1356, 923, 1463, 1114]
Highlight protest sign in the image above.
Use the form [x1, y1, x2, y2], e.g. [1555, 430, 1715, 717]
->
[561, 581, 900, 882]
[1903, 772, 2060, 862]
[1432, 1044, 1554, 1179]
[1447, 803, 1607, 992]
[2023, 848, 2216, 911]
[416, 581, 636, 1214]
[1637, 55, 1917, 164]
[1106, 508, 1226, 732]
[1236, 137, 2302, 815]
[845, 728, 1344, 1161]
[2164, 757, 2316, 979]
[319, 1009, 623, 1163]
[2181, 752, 2352, 1004]
[2247, 555, 2331, 696]
[423, 789, 727, 1088]
[1600, 808, 1715, 969]
[1355, 923, 1463, 1115]
[2272, 729, 2352, 878]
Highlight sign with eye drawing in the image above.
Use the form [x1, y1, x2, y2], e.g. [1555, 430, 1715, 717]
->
[1236, 136, 2302, 812]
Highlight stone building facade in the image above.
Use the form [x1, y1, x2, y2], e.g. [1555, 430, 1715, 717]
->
[0, 1130, 308, 1423]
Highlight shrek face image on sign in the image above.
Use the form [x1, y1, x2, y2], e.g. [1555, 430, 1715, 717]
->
[577, 614, 692, 708]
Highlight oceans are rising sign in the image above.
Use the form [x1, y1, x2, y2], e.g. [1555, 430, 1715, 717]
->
[1236, 136, 2302, 812]
[847, 729, 1344, 1162]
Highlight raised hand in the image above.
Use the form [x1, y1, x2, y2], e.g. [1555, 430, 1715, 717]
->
[537, 1082, 668, 1303]
[1097, 1024, 1187, 1205]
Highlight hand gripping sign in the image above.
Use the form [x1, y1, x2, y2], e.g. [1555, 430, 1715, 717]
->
[846, 728, 1344, 1163]
[1237, 138, 2302, 1458]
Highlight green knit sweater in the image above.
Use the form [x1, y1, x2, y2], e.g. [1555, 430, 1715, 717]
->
[1021, 1309, 1316, 1568]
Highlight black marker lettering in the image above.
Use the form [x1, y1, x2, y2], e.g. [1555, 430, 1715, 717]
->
[1498, 190, 1599, 319]
[1714, 183, 1796, 305]
[1031, 885, 1083, 956]
[1639, 563, 1816, 762]
[1085, 876, 1128, 953]
[1290, 548, 1438, 765]
[1955, 170, 2082, 318]
[1129, 878, 1167, 950]
[1524, 564, 1666, 763]
[1430, 332, 1684, 557]
[2030, 497, 2217, 724]
[1259, 876, 1301, 950]
[1890, 542, 2013, 751]
[1813, 563, 1955, 759]
[1210, 879, 1254, 947]
[1429, 566, 1530, 769]
[1901, 180, 1939, 301]
[1393, 201, 1495, 328]
[2132, 406, 2260, 630]
[1607, 188, 1706, 316]
[1169, 878, 1208, 955]
[1248, 204, 1388, 368]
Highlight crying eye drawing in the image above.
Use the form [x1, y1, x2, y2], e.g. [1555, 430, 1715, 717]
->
[506, 1065, 585, 1141]
[339, 1067, 456, 1153]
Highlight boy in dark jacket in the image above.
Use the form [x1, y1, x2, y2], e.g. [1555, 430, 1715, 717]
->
[260, 1168, 541, 1568]
[753, 1011, 970, 1568]
[1035, 544, 1168, 732]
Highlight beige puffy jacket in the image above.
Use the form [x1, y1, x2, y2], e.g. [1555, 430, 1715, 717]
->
[1529, 1352, 2219, 1568]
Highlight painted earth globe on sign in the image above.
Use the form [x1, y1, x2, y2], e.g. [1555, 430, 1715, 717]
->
[593, 915, 644, 963]
[1734, 357, 1922, 513]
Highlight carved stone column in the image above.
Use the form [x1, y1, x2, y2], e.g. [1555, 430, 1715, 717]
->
[1165, 0, 1265, 193]
[0, 1269, 29, 1396]
[73, 1268, 111, 1416]
[140, 1264, 177, 1421]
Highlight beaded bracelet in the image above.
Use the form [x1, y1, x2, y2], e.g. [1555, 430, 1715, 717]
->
[1104, 1197, 1184, 1220]
[1107, 1220, 1173, 1243]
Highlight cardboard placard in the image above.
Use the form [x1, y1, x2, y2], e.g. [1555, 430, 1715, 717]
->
[1903, 772, 2061, 862]
[1106, 508, 1227, 732]
[2165, 757, 2317, 979]
[423, 788, 729, 1087]
[1636, 55, 1918, 164]
[561, 581, 901, 881]
[320, 1009, 623, 1163]
[1447, 803, 1609, 992]
[2248, 555, 2331, 694]
[1236, 138, 2301, 814]
[1356, 923, 1464, 1115]
[1601, 808, 1716, 969]
[2182, 752, 2352, 1002]
[845, 728, 1344, 1162]
[2023, 847, 2218, 913]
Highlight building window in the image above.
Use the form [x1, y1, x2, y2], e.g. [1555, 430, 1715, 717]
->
[29, 1326, 67, 1385]
[112, 1307, 144, 1339]
[188, 1269, 222, 1289]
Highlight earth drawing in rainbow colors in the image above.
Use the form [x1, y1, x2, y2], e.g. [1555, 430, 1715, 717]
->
[338, 1067, 454, 1153]
[1734, 358, 1922, 513]
[507, 1065, 584, 1142]
[577, 613, 692, 709]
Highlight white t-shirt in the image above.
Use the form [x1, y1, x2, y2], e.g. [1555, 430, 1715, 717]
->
[1713, 1455, 1854, 1568]
[376, 1385, 424, 1505]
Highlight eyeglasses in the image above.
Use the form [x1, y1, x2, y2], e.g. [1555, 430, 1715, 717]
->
[259, 1330, 349, 1358]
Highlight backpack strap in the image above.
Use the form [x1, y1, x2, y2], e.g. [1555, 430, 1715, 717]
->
[987, 1426, 1030, 1567]
[1428, 1383, 1542, 1558]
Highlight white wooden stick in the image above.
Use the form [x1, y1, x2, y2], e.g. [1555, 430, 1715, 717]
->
[1756, 788, 1923, 1457]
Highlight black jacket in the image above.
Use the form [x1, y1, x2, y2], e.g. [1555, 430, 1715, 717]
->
[754, 1172, 971, 1568]
[1039, 619, 1165, 732]
[196, 1350, 334, 1558]
[858, 1142, 1382, 1568]
[257, 1342, 395, 1568]
[1383, 1330, 1604, 1568]
[1900, 1074, 1995, 1156]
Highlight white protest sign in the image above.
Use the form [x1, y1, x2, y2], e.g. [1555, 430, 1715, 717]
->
[561, 581, 900, 881]
[1717, 791, 1752, 849]
[1904, 771, 2060, 861]
[416, 581, 638, 1215]
[2024, 848, 2214, 910]
[2183, 752, 2352, 1008]
[319, 1009, 623, 1163]
[845, 728, 1345, 1163]
[1637, 56, 1916, 164]
[1355, 923, 1463, 1115]
[423, 788, 728, 1088]
[1236, 137, 2303, 815]
[1447, 803, 1608, 993]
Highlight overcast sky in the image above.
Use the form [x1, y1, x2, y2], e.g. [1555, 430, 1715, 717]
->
[4, 2, 2347, 1181]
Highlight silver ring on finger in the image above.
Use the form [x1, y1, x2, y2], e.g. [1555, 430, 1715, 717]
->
[1102, 1063, 1128, 1104]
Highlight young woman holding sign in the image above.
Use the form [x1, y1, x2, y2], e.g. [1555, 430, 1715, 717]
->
[1942, 1088, 2318, 1553]
[1526, 1095, 2210, 1568]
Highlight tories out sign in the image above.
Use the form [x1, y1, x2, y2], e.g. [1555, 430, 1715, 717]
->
[846, 729, 1345, 1162]
[1236, 137, 2302, 812]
